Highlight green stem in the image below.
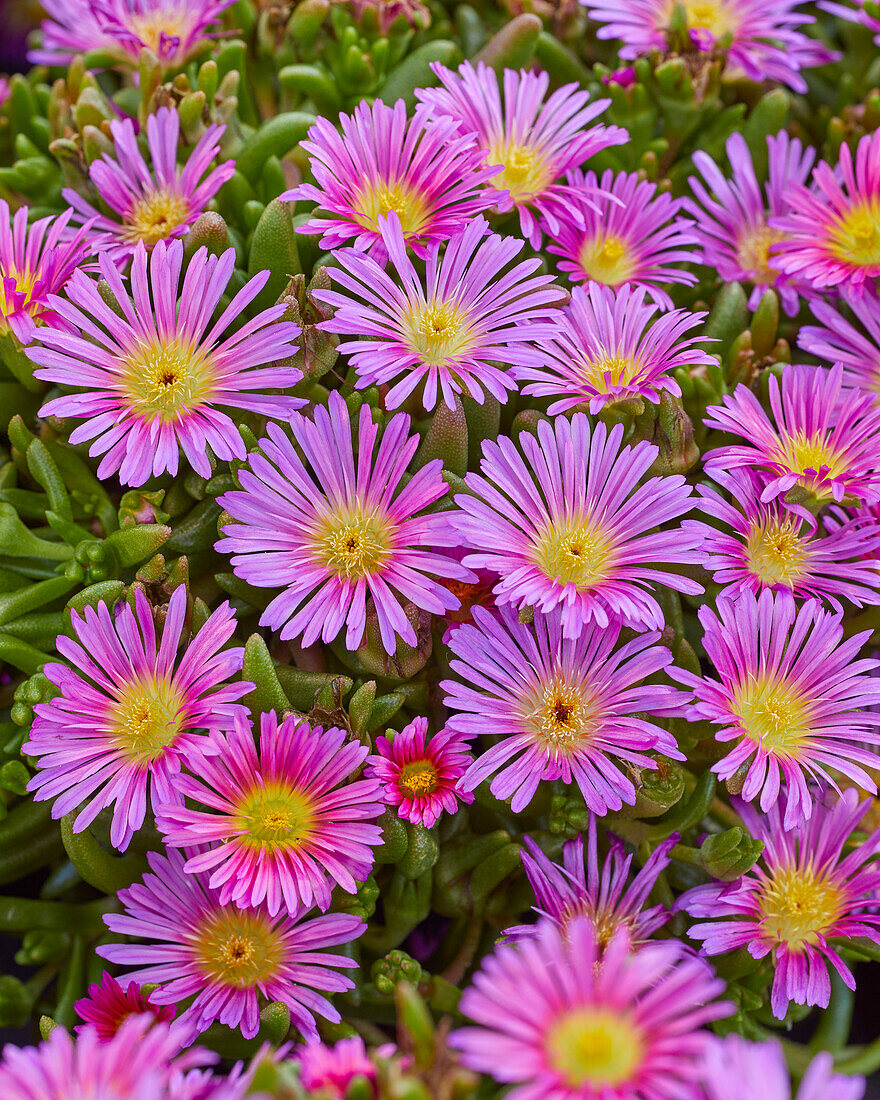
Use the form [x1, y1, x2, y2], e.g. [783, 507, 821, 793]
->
[809, 971, 854, 1054]
[53, 934, 86, 1030]
[0, 824, 63, 885]
[0, 896, 115, 933]
[61, 814, 148, 894]
[834, 1032, 880, 1076]
[442, 916, 484, 986]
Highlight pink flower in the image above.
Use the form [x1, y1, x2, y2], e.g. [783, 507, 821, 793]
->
[75, 972, 175, 1039]
[699, 1035, 865, 1100]
[296, 1037, 377, 1098]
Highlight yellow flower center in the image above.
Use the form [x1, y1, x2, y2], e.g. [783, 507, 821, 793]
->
[0, 267, 37, 325]
[109, 676, 186, 764]
[759, 865, 844, 951]
[352, 180, 432, 236]
[398, 761, 438, 797]
[122, 338, 217, 423]
[195, 909, 284, 989]
[314, 507, 394, 580]
[734, 675, 813, 757]
[125, 189, 191, 248]
[678, 0, 737, 35]
[531, 516, 617, 590]
[127, 9, 189, 55]
[236, 781, 316, 850]
[404, 299, 476, 367]
[828, 200, 880, 268]
[577, 234, 637, 287]
[580, 354, 641, 394]
[736, 225, 784, 284]
[523, 675, 599, 758]
[772, 431, 849, 497]
[745, 516, 808, 588]
[546, 1007, 645, 1089]
[486, 140, 555, 202]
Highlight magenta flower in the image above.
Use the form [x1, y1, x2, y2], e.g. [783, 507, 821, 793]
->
[24, 586, 249, 851]
[544, 169, 698, 308]
[504, 816, 678, 943]
[218, 391, 471, 655]
[697, 468, 880, 609]
[366, 716, 474, 829]
[514, 282, 711, 414]
[28, 239, 302, 486]
[771, 131, 880, 295]
[450, 919, 730, 1100]
[442, 606, 686, 814]
[688, 132, 816, 315]
[296, 1038, 377, 1097]
[157, 711, 384, 916]
[414, 61, 628, 248]
[799, 291, 880, 395]
[315, 214, 562, 410]
[679, 791, 880, 1019]
[0, 202, 91, 345]
[455, 413, 704, 636]
[283, 99, 498, 258]
[700, 1035, 865, 1100]
[673, 589, 880, 828]
[100, 847, 364, 1040]
[75, 972, 175, 1039]
[63, 107, 234, 263]
[703, 365, 880, 507]
[821, 0, 880, 45]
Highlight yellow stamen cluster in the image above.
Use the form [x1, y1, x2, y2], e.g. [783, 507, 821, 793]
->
[745, 515, 808, 588]
[828, 201, 880, 269]
[578, 234, 637, 287]
[315, 508, 394, 580]
[676, 0, 738, 35]
[734, 675, 813, 757]
[404, 299, 476, 367]
[759, 864, 844, 950]
[236, 782, 316, 850]
[398, 761, 438, 797]
[122, 338, 216, 422]
[109, 676, 186, 764]
[525, 675, 598, 758]
[579, 354, 641, 394]
[124, 189, 191, 249]
[353, 180, 431, 236]
[546, 1007, 645, 1088]
[736, 225, 785, 284]
[0, 267, 37, 323]
[772, 430, 849, 497]
[486, 140, 554, 202]
[196, 909, 284, 988]
[532, 516, 616, 590]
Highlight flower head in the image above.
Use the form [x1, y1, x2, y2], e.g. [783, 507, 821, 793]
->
[443, 606, 686, 813]
[100, 847, 364, 1040]
[76, 971, 176, 1039]
[679, 791, 880, 1019]
[366, 716, 474, 828]
[688, 132, 816, 315]
[218, 390, 471, 655]
[315, 214, 562, 410]
[157, 711, 384, 916]
[674, 588, 880, 827]
[699, 1035, 865, 1100]
[799, 290, 880, 395]
[514, 282, 711, 413]
[24, 586, 249, 851]
[283, 99, 498, 258]
[450, 918, 730, 1100]
[414, 61, 628, 248]
[63, 107, 235, 263]
[296, 1037, 377, 1097]
[544, 169, 698, 308]
[28, 238, 302, 486]
[703, 365, 880, 507]
[455, 412, 704, 636]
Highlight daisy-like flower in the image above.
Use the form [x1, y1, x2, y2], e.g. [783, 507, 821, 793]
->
[455, 412, 704, 636]
[296, 1038, 377, 1097]
[514, 282, 711, 414]
[582, 0, 834, 92]
[315, 214, 562, 410]
[24, 586, 249, 851]
[100, 847, 364, 1040]
[76, 972, 176, 1039]
[414, 61, 628, 248]
[688, 132, 816, 316]
[217, 390, 471, 655]
[504, 816, 678, 942]
[674, 588, 880, 828]
[703, 365, 880, 507]
[31, 0, 233, 70]
[283, 99, 498, 258]
[0, 202, 91, 345]
[156, 711, 384, 916]
[544, 169, 699, 309]
[771, 130, 880, 295]
[366, 716, 474, 829]
[450, 919, 730, 1100]
[699, 1035, 865, 1100]
[679, 791, 880, 1019]
[63, 108, 235, 264]
[442, 605, 686, 814]
[799, 291, 880, 395]
[27, 239, 302, 486]
[697, 468, 880, 609]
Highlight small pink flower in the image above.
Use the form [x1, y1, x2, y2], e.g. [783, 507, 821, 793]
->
[75, 972, 175, 1039]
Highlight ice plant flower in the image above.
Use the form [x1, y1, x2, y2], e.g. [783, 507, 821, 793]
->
[0, 202, 91, 344]
[315, 213, 562, 409]
[799, 291, 880, 396]
[31, 0, 234, 70]
[414, 60, 628, 247]
[699, 1034, 865, 1100]
[696, 469, 880, 609]
[703, 364, 880, 507]
[514, 282, 711, 413]
[76, 971, 176, 1039]
[283, 98, 498, 258]
[442, 605, 686, 814]
[63, 108, 235, 263]
[454, 412, 704, 635]
[100, 848, 364, 1040]
[544, 169, 698, 308]
[218, 390, 471, 655]
[674, 589, 880, 827]
[688, 132, 816, 315]
[679, 791, 880, 1019]
[504, 816, 678, 942]
[296, 1038, 377, 1097]
[771, 130, 880, 295]
[156, 711, 385, 916]
[450, 918, 730, 1100]
[366, 716, 474, 829]
[24, 586, 249, 851]
[27, 239, 302, 486]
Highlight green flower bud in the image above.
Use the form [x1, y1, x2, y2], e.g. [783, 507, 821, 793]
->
[700, 827, 764, 881]
[372, 949, 424, 995]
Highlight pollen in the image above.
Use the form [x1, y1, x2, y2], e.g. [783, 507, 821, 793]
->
[127, 9, 189, 56]
[580, 353, 641, 393]
[734, 674, 814, 757]
[0, 267, 37, 321]
[773, 430, 849, 495]
[236, 782, 316, 849]
[546, 1006, 645, 1088]
[486, 140, 555, 201]
[532, 515, 617, 590]
[828, 200, 880, 268]
[404, 299, 476, 367]
[677, 0, 738, 36]
[526, 675, 598, 757]
[109, 676, 186, 764]
[398, 761, 438, 797]
[315, 508, 394, 580]
[759, 864, 844, 950]
[745, 516, 808, 588]
[124, 188, 192, 249]
[578, 233, 637, 287]
[122, 338, 217, 423]
[196, 909, 284, 989]
[353, 180, 431, 236]
[736, 224, 784, 284]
